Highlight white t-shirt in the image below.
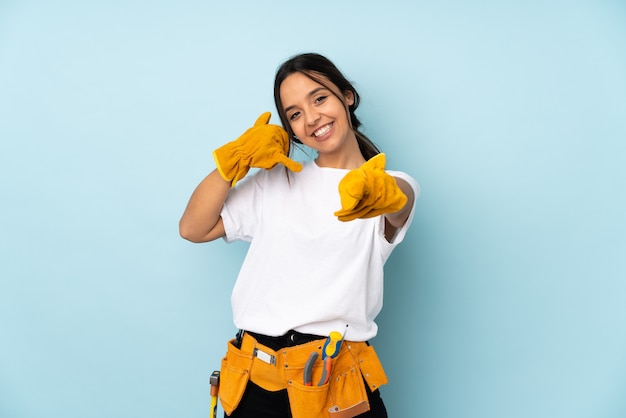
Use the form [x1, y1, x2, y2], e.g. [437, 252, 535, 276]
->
[220, 160, 419, 341]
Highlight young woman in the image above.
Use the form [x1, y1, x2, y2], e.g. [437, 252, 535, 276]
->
[180, 53, 419, 418]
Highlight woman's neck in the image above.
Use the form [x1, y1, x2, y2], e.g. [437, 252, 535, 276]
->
[315, 154, 366, 169]
[314, 138, 366, 169]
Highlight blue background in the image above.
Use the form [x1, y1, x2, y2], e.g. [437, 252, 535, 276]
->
[1, 1, 625, 417]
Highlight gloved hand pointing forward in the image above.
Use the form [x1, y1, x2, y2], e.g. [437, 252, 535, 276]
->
[213, 112, 302, 187]
[334, 153, 407, 222]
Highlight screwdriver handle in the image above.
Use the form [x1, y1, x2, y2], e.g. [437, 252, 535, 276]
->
[322, 331, 343, 359]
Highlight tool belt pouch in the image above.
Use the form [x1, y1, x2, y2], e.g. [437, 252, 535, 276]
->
[287, 380, 331, 418]
[355, 344, 388, 394]
[286, 343, 388, 418]
[219, 339, 253, 415]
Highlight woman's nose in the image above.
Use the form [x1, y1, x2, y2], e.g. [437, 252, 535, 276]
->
[305, 109, 320, 125]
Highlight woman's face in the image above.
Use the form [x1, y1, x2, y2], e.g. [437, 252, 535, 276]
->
[279, 72, 360, 165]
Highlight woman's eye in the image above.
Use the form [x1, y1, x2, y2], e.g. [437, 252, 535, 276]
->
[289, 111, 300, 120]
[315, 95, 327, 104]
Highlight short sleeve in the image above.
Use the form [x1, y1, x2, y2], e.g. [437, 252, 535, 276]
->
[220, 169, 266, 243]
[380, 170, 420, 258]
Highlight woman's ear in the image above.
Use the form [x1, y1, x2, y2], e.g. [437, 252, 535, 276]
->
[344, 90, 355, 106]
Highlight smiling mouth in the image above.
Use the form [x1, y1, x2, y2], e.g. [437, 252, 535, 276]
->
[312, 123, 333, 138]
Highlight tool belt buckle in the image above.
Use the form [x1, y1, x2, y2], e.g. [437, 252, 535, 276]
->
[253, 347, 276, 365]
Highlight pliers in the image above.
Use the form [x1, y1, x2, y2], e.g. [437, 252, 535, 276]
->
[303, 350, 333, 386]
[303, 351, 318, 386]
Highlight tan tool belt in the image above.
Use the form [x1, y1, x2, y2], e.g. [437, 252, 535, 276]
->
[218, 332, 388, 418]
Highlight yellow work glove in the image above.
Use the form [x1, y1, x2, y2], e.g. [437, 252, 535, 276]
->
[334, 153, 408, 222]
[212, 112, 302, 187]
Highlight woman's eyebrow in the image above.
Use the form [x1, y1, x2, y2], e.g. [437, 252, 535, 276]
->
[284, 87, 330, 113]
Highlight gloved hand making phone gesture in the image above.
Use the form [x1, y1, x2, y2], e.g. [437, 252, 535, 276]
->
[213, 112, 303, 187]
[334, 153, 408, 222]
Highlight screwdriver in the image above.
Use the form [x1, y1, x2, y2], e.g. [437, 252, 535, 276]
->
[322, 329, 345, 359]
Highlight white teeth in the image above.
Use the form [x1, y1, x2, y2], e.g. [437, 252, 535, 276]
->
[313, 124, 331, 137]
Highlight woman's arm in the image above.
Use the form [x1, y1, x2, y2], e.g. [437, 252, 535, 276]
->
[179, 169, 231, 243]
[384, 177, 415, 241]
